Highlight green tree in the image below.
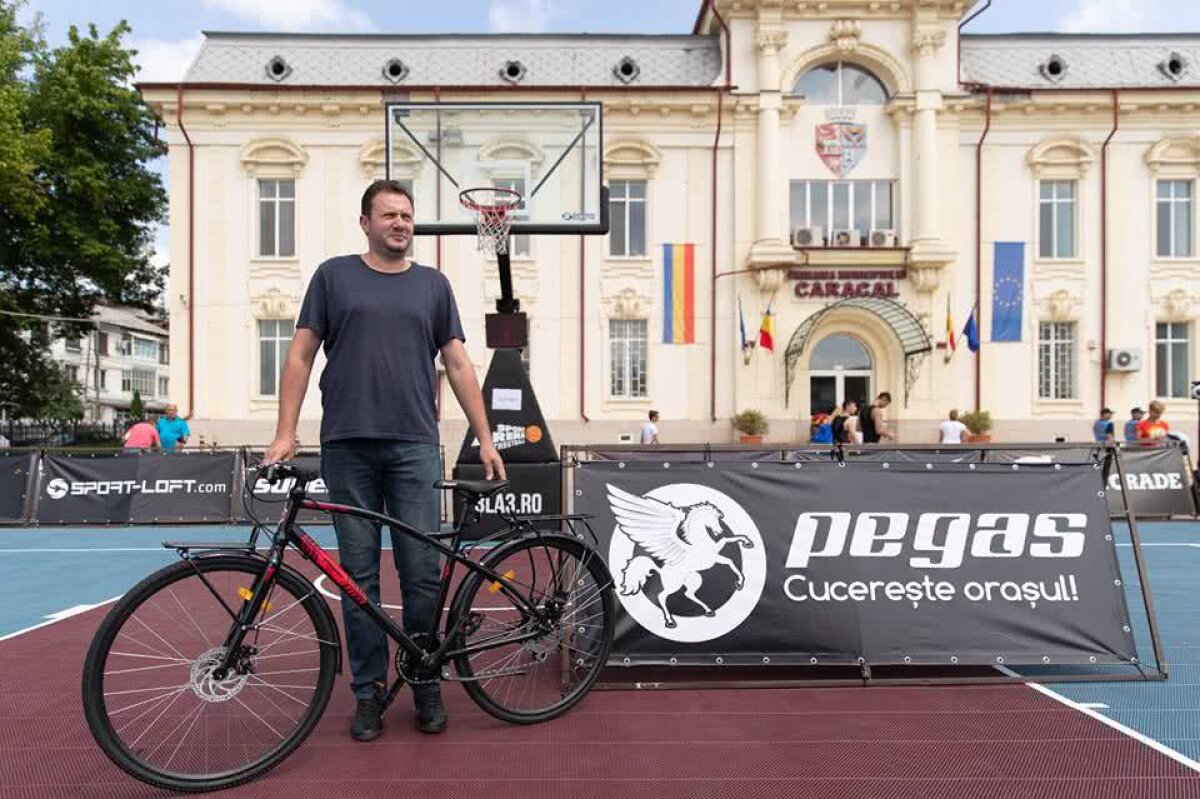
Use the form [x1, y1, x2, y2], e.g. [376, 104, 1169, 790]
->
[0, 1, 165, 418]
[129, 388, 143, 422]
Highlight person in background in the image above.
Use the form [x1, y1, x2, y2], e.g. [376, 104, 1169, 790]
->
[939, 409, 969, 444]
[1124, 407, 1144, 443]
[640, 410, 661, 445]
[1092, 408, 1115, 444]
[860, 392, 894, 443]
[1136, 400, 1170, 442]
[831, 399, 857, 444]
[811, 405, 836, 444]
[123, 418, 160, 450]
[842, 400, 862, 444]
[155, 403, 191, 452]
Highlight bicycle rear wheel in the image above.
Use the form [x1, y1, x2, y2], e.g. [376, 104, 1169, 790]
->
[447, 534, 615, 724]
[81, 555, 338, 793]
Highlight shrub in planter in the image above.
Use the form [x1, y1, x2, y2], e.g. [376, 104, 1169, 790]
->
[732, 409, 769, 443]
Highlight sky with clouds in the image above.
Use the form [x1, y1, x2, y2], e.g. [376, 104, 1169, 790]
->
[15, 0, 1200, 268]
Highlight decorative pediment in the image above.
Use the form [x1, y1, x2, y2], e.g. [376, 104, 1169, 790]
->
[239, 137, 308, 177]
[477, 138, 546, 173]
[1145, 135, 1200, 174]
[828, 19, 862, 53]
[605, 287, 650, 320]
[251, 286, 299, 319]
[1042, 289, 1080, 322]
[1158, 288, 1193, 321]
[603, 139, 662, 178]
[360, 140, 423, 180]
[1027, 138, 1096, 178]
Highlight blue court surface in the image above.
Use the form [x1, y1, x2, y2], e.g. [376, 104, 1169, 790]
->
[1, 519, 1198, 777]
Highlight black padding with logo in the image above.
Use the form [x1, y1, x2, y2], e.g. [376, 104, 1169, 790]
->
[456, 347, 557, 465]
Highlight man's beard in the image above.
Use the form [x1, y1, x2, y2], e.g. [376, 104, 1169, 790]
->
[379, 235, 411, 257]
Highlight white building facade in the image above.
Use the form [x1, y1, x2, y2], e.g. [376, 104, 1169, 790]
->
[139, 0, 1200, 447]
[49, 305, 171, 423]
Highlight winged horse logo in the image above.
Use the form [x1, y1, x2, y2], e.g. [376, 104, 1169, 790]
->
[606, 483, 757, 629]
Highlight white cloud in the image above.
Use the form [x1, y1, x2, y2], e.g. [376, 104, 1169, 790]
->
[201, 0, 375, 32]
[1060, 0, 1153, 32]
[129, 35, 205, 83]
[489, 0, 560, 33]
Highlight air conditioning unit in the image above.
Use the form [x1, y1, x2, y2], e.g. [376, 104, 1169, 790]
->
[791, 227, 824, 248]
[830, 229, 860, 248]
[1107, 348, 1142, 372]
[869, 229, 897, 247]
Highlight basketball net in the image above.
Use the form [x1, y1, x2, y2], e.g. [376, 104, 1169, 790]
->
[460, 187, 522, 256]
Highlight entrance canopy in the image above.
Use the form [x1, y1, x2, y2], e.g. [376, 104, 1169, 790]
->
[784, 297, 932, 407]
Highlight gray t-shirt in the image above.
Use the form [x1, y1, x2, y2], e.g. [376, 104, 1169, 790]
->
[297, 255, 465, 444]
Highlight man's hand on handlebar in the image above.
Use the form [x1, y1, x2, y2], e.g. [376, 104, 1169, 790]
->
[263, 435, 297, 466]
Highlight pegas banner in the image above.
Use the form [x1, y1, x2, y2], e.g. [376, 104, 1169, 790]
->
[1105, 445, 1196, 518]
[0, 453, 35, 523]
[36, 452, 236, 524]
[576, 460, 1136, 667]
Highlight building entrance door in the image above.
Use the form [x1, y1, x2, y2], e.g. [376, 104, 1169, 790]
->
[808, 334, 873, 412]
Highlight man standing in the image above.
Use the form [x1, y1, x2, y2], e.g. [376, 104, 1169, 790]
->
[1092, 408, 1115, 443]
[859, 392, 894, 443]
[640, 410, 661, 444]
[264, 180, 504, 742]
[939, 409, 969, 444]
[1124, 407, 1144, 442]
[1135, 400, 1170, 442]
[155, 404, 190, 452]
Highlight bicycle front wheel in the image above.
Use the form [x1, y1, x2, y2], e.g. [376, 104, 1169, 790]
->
[447, 534, 615, 724]
[81, 555, 338, 793]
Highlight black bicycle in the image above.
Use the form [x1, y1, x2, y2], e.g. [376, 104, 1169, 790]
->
[81, 462, 616, 793]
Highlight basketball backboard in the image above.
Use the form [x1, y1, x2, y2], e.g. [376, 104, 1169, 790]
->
[385, 101, 606, 236]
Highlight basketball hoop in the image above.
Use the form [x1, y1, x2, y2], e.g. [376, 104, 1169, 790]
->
[459, 187, 523, 256]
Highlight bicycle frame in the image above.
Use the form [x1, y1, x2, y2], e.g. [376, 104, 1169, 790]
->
[207, 478, 576, 688]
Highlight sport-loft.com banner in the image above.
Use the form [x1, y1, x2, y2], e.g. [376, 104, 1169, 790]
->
[576, 460, 1137, 667]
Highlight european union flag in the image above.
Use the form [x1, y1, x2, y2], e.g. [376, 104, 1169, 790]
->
[992, 242, 1024, 342]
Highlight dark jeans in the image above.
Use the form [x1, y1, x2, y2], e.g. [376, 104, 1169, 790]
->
[321, 439, 442, 699]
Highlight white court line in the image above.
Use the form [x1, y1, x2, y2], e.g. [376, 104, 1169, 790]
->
[0, 595, 121, 642]
[1024, 681, 1200, 774]
[1078, 702, 1110, 710]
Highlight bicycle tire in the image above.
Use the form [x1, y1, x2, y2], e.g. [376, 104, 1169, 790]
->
[447, 534, 615, 724]
[81, 554, 338, 793]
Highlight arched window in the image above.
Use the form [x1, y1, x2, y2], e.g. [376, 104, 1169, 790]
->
[793, 62, 888, 105]
[810, 334, 872, 370]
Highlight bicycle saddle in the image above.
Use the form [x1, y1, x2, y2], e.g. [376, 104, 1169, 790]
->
[434, 479, 510, 498]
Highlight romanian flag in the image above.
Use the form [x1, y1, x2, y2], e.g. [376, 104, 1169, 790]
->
[945, 293, 957, 361]
[758, 300, 775, 352]
[662, 243, 695, 344]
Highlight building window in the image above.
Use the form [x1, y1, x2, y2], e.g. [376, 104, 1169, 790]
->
[1038, 322, 1076, 399]
[1038, 180, 1076, 259]
[1157, 179, 1193, 258]
[493, 177, 530, 257]
[121, 368, 156, 396]
[259, 179, 296, 258]
[64, 365, 79, 384]
[1156, 322, 1190, 398]
[159, 343, 169, 364]
[609, 319, 647, 399]
[134, 338, 158, 360]
[258, 319, 295, 397]
[790, 180, 895, 243]
[99, 370, 107, 390]
[97, 332, 108, 356]
[608, 180, 647, 257]
[793, 62, 889, 105]
[158, 376, 170, 398]
[65, 337, 81, 353]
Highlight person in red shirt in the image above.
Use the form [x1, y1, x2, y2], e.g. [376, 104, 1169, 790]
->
[1135, 400, 1170, 442]
[122, 419, 160, 450]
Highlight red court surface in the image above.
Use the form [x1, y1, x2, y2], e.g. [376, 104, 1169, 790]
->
[4, 563, 1200, 799]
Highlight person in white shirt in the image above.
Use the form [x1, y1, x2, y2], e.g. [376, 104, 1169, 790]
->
[939, 409, 969, 444]
[640, 410, 661, 445]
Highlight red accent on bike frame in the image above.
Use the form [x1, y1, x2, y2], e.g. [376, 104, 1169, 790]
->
[301, 499, 358, 514]
[294, 531, 369, 605]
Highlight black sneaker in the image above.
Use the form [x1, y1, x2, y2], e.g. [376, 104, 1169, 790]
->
[413, 684, 447, 734]
[351, 693, 385, 741]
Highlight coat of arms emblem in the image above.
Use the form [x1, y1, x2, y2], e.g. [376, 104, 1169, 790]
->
[816, 111, 868, 178]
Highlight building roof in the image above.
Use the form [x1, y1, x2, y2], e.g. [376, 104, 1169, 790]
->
[93, 305, 168, 338]
[960, 34, 1200, 89]
[181, 32, 723, 88]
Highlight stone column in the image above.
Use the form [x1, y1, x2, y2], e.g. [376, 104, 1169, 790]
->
[746, 26, 794, 290]
[907, 26, 954, 293]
